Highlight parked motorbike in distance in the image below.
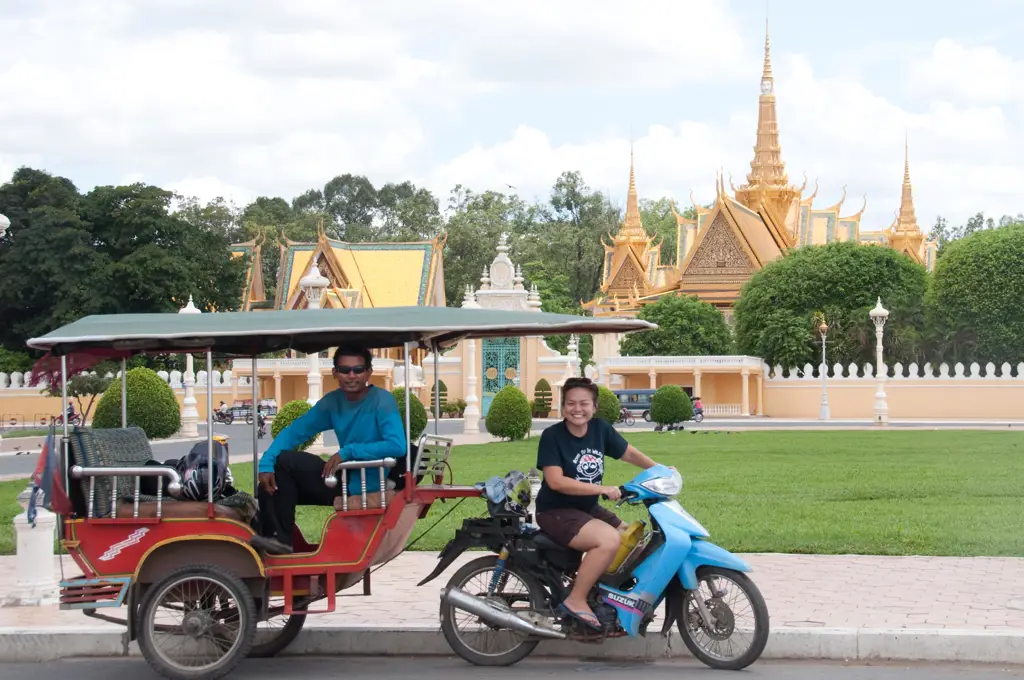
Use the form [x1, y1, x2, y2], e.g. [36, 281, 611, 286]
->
[257, 413, 267, 439]
[422, 465, 770, 670]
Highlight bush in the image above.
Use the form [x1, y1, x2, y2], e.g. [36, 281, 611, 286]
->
[533, 379, 552, 416]
[485, 385, 532, 441]
[927, 224, 1024, 364]
[733, 241, 927, 368]
[392, 387, 427, 441]
[92, 367, 181, 439]
[619, 294, 733, 357]
[650, 385, 693, 425]
[596, 385, 621, 423]
[270, 399, 318, 451]
[430, 379, 448, 415]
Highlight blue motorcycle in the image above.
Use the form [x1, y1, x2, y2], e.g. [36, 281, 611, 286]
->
[419, 464, 769, 670]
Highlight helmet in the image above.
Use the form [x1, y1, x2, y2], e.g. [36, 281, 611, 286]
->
[177, 440, 229, 501]
[485, 470, 532, 518]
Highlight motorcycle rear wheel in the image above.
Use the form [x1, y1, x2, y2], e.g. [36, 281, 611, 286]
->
[440, 555, 547, 667]
[678, 566, 769, 671]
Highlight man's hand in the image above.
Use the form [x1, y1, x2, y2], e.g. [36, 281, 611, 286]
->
[601, 485, 622, 501]
[322, 453, 341, 478]
[258, 472, 277, 495]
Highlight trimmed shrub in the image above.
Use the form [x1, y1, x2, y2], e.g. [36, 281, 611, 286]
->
[430, 379, 449, 415]
[533, 379, 552, 416]
[650, 385, 693, 425]
[485, 385, 532, 441]
[392, 387, 427, 441]
[92, 367, 181, 439]
[270, 399, 318, 451]
[596, 385, 621, 423]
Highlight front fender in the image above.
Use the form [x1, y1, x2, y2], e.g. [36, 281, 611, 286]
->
[678, 539, 751, 590]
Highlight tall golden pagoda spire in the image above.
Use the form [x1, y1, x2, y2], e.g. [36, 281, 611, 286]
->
[744, 18, 789, 189]
[894, 133, 920, 233]
[618, 146, 648, 240]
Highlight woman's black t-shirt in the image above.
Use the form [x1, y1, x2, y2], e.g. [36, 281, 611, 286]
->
[534, 418, 628, 513]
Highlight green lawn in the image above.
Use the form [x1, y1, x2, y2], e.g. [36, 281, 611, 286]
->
[3, 431, 1024, 557]
[1, 428, 50, 438]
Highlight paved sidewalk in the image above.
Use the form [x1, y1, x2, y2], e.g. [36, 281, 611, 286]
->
[2, 551, 1024, 664]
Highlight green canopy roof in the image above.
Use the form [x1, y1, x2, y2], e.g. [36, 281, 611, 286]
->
[27, 306, 655, 357]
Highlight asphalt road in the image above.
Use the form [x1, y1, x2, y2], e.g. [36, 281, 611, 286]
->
[0, 657, 1020, 680]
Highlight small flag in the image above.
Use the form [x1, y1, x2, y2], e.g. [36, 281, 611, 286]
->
[27, 422, 72, 526]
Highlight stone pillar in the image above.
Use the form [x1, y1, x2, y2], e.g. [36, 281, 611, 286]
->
[178, 296, 201, 438]
[755, 372, 764, 416]
[463, 339, 480, 434]
[3, 508, 59, 606]
[741, 368, 750, 417]
[648, 369, 657, 390]
[273, 370, 282, 408]
[693, 370, 702, 398]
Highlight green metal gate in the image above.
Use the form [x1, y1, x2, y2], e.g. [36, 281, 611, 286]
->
[481, 337, 520, 416]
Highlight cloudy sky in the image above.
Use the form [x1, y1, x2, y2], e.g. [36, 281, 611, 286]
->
[1, 0, 1022, 233]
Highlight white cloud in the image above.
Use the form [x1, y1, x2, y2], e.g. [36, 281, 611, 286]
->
[0, 1, 1021, 234]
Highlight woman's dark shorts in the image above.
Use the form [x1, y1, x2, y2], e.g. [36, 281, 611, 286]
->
[535, 505, 623, 547]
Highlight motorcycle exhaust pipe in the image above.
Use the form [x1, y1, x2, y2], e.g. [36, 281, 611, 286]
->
[441, 586, 566, 640]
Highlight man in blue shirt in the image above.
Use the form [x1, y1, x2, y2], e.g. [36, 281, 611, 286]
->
[252, 345, 406, 554]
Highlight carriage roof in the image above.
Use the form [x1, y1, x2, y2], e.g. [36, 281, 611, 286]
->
[27, 306, 656, 356]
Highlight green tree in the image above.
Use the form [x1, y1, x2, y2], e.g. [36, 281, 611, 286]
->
[733, 241, 928, 368]
[650, 385, 694, 425]
[392, 387, 428, 441]
[46, 372, 113, 423]
[620, 294, 733, 356]
[92, 367, 181, 439]
[926, 223, 1024, 365]
[595, 385, 621, 423]
[484, 385, 532, 441]
[270, 400, 317, 451]
[174, 196, 243, 242]
[638, 197, 678, 265]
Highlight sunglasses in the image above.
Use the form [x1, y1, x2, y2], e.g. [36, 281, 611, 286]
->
[334, 365, 368, 375]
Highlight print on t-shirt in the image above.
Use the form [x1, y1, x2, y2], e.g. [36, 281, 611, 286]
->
[574, 449, 604, 484]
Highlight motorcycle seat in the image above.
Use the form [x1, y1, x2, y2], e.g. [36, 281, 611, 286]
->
[532, 531, 576, 554]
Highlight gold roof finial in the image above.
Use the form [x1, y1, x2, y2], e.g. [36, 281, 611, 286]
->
[762, 17, 773, 85]
[895, 132, 920, 234]
[617, 145, 648, 240]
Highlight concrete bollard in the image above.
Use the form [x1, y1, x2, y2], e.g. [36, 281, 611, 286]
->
[3, 494, 59, 607]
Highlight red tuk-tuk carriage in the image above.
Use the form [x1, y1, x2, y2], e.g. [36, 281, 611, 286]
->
[26, 306, 652, 680]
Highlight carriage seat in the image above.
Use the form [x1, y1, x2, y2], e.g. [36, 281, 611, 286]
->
[68, 426, 253, 522]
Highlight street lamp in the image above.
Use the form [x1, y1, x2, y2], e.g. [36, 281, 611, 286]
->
[0, 213, 10, 239]
[300, 263, 329, 407]
[178, 295, 202, 438]
[818, 320, 830, 420]
[869, 297, 889, 426]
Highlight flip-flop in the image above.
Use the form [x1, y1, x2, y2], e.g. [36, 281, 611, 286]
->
[557, 602, 601, 630]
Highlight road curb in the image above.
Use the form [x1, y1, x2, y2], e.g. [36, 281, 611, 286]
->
[2, 626, 1023, 665]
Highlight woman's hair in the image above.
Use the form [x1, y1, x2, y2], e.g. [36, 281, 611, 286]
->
[561, 377, 599, 405]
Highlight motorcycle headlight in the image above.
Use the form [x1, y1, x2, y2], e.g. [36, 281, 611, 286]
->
[640, 469, 683, 497]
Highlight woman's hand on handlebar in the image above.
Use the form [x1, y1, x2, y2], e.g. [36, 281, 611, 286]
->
[600, 485, 622, 501]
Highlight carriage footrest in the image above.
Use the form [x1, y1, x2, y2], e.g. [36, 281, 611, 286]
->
[59, 576, 131, 609]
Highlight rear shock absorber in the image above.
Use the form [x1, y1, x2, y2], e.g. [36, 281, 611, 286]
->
[488, 547, 510, 596]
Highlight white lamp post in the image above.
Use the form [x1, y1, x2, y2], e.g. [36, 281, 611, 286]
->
[870, 297, 890, 426]
[818, 320, 831, 420]
[0, 213, 10, 239]
[178, 295, 201, 438]
[300, 263, 329, 402]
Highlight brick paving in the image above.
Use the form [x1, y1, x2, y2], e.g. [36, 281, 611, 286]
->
[2, 552, 1024, 632]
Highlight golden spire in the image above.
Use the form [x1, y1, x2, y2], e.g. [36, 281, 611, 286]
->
[617, 146, 648, 240]
[742, 17, 789, 190]
[895, 133, 920, 233]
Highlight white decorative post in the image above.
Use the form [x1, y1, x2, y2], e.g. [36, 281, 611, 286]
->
[300, 263, 329, 406]
[818, 320, 831, 420]
[461, 285, 481, 434]
[178, 295, 201, 438]
[870, 297, 890, 426]
[0, 213, 10, 238]
[4, 492, 59, 606]
[301, 263, 329, 447]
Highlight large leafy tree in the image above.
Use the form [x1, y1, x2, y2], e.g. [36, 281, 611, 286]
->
[733, 241, 928, 369]
[620, 294, 733, 356]
[0, 170, 246, 354]
[926, 223, 1024, 365]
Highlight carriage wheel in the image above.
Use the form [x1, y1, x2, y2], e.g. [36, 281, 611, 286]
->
[249, 597, 307, 658]
[138, 564, 257, 680]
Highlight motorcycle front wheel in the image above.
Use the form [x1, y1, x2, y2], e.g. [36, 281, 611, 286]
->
[678, 566, 769, 671]
[440, 555, 547, 667]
